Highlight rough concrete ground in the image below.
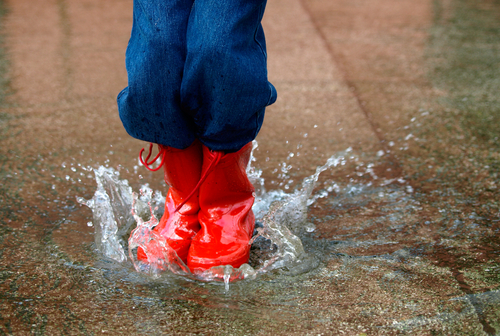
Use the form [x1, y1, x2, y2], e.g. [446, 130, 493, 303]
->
[0, 0, 499, 334]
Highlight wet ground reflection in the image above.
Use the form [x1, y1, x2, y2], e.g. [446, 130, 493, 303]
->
[2, 0, 500, 333]
[1, 130, 499, 334]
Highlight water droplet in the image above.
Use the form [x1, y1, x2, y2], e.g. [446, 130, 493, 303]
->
[305, 223, 316, 233]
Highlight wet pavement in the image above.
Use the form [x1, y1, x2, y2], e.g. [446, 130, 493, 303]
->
[1, 0, 499, 334]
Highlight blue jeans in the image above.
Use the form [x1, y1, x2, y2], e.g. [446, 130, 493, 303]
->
[117, 0, 277, 153]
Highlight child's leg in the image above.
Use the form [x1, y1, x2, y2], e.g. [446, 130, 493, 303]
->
[117, 0, 196, 149]
[181, 0, 277, 153]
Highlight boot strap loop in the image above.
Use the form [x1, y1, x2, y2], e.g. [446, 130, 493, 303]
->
[139, 143, 167, 172]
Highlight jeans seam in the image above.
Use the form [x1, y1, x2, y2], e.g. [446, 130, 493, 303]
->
[266, 84, 273, 106]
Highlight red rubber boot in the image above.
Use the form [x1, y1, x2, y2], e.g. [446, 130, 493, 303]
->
[136, 140, 203, 264]
[187, 143, 255, 273]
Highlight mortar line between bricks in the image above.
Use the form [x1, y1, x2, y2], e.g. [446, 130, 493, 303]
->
[298, 0, 403, 178]
[441, 248, 497, 335]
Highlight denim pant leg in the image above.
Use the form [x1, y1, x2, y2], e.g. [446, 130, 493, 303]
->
[117, 0, 196, 149]
[181, 0, 277, 153]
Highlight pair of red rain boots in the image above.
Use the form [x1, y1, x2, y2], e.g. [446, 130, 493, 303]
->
[136, 140, 255, 274]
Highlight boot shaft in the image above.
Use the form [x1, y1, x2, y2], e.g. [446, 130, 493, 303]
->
[160, 140, 203, 199]
[199, 143, 255, 210]
[187, 143, 256, 272]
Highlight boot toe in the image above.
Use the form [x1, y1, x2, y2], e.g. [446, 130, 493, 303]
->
[187, 242, 251, 272]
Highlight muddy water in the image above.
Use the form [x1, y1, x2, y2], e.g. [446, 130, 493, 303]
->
[1, 0, 500, 334]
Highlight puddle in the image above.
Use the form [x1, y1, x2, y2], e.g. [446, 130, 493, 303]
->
[77, 142, 356, 287]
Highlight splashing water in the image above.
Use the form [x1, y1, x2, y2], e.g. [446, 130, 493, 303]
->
[78, 141, 350, 283]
